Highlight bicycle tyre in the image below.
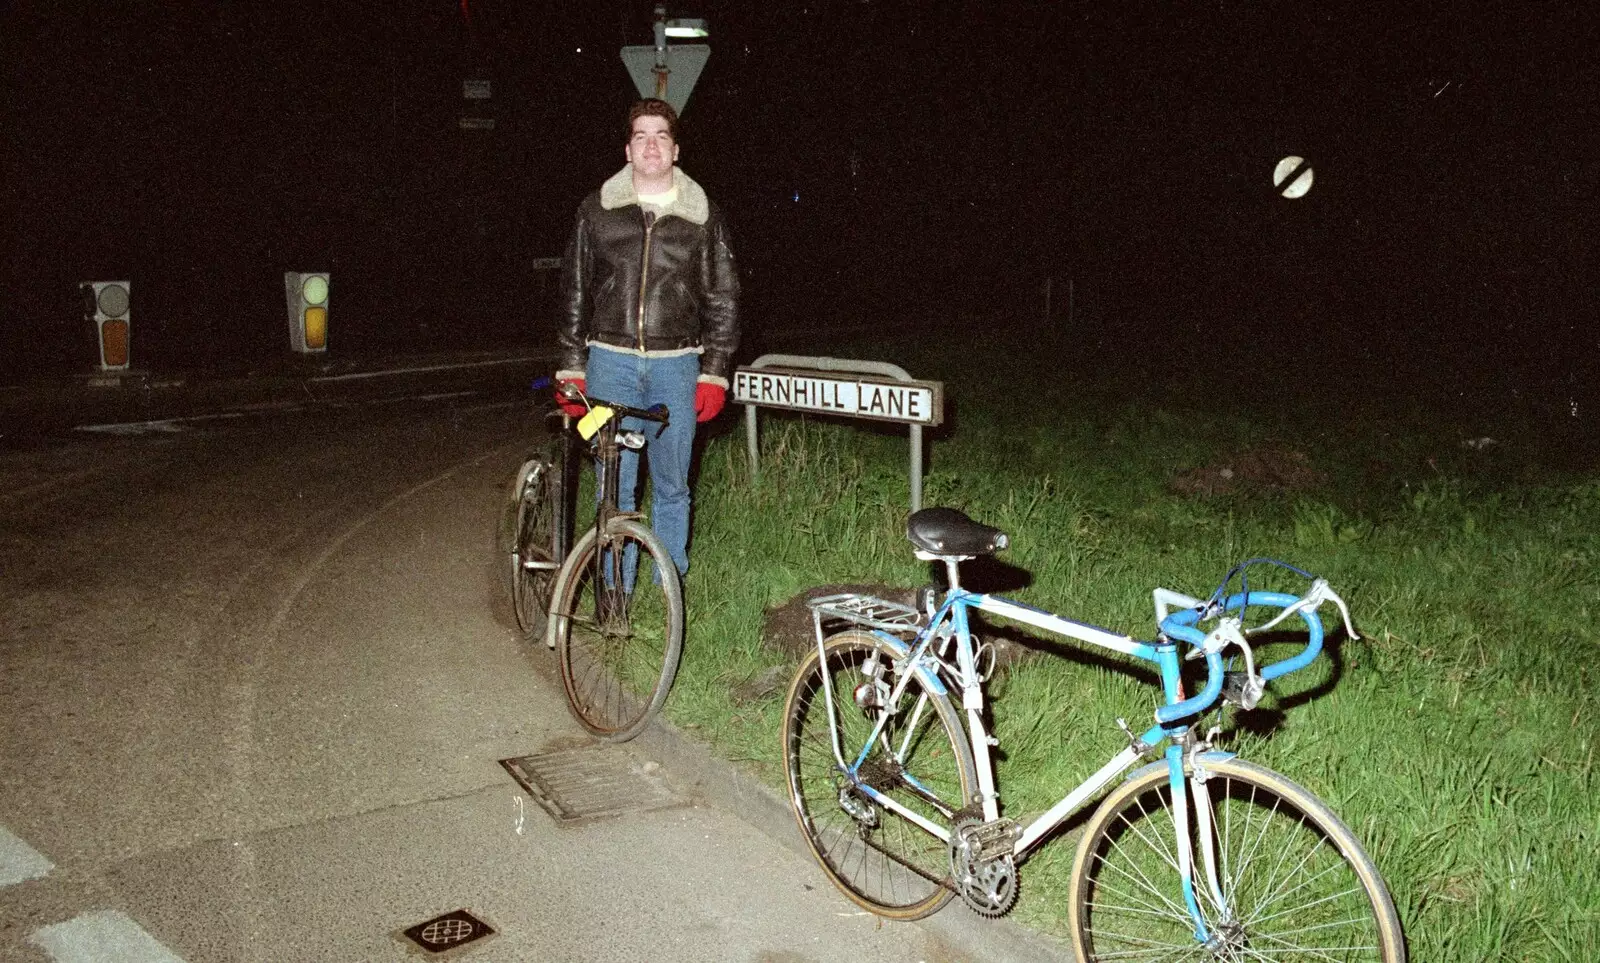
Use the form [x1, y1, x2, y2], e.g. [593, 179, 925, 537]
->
[510, 453, 564, 641]
[1069, 755, 1406, 961]
[782, 630, 977, 920]
[551, 517, 684, 742]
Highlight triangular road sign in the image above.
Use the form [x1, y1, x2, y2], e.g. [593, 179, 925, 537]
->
[620, 44, 710, 115]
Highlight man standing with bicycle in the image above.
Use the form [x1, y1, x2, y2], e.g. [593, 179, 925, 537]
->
[554, 98, 741, 578]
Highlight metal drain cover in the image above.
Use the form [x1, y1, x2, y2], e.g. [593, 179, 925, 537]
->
[400, 908, 495, 955]
[500, 745, 685, 825]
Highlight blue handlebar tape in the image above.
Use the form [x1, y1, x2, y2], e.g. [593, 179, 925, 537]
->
[1155, 591, 1326, 723]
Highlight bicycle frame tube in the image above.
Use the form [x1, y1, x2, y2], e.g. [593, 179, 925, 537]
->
[839, 590, 1181, 854]
[1165, 744, 1212, 942]
[811, 584, 1242, 926]
[593, 422, 622, 528]
[941, 592, 1210, 864]
[590, 419, 649, 595]
[1186, 750, 1231, 941]
[813, 630, 960, 842]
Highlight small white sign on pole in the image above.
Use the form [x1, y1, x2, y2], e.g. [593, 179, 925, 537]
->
[1274, 156, 1314, 198]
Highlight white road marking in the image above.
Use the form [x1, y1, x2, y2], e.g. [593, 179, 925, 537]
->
[0, 823, 53, 886]
[72, 384, 503, 436]
[76, 411, 248, 435]
[76, 421, 192, 436]
[310, 355, 539, 382]
[28, 910, 188, 962]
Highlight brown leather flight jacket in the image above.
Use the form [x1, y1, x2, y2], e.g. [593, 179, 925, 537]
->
[557, 166, 740, 385]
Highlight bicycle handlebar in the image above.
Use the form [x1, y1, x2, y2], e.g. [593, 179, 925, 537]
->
[582, 397, 671, 427]
[534, 378, 671, 429]
[1153, 589, 1329, 724]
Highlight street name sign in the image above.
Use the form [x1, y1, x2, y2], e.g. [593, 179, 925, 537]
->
[733, 367, 943, 427]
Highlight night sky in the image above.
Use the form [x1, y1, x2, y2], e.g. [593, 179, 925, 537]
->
[2, 2, 1595, 430]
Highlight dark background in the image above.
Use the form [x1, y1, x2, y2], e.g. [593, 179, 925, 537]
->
[2, 1, 1595, 435]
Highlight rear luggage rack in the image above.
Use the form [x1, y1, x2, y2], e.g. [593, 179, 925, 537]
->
[807, 593, 925, 637]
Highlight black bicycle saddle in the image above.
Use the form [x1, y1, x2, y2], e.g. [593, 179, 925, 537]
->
[907, 507, 1009, 557]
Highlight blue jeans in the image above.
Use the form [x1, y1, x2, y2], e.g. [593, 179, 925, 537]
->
[585, 346, 699, 577]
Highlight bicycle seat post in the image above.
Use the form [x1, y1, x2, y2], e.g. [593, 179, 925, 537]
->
[942, 557, 963, 592]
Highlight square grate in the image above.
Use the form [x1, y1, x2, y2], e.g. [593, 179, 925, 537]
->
[400, 909, 495, 955]
[500, 745, 685, 825]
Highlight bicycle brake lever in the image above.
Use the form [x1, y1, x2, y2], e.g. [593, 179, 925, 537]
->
[1321, 582, 1361, 641]
[1185, 617, 1245, 661]
[647, 405, 669, 438]
[1251, 579, 1361, 641]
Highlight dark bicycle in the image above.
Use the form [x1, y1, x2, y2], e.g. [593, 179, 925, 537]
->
[509, 382, 685, 742]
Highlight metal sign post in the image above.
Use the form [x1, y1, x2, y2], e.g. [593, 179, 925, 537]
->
[620, 44, 709, 116]
[620, 5, 710, 116]
[734, 354, 944, 513]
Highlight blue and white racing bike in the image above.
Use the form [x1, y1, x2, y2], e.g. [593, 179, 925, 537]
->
[782, 507, 1405, 961]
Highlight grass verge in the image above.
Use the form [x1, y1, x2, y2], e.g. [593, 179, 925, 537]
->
[656, 329, 1597, 960]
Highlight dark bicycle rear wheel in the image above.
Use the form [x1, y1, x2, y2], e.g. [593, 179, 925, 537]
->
[510, 442, 566, 642]
[551, 517, 684, 742]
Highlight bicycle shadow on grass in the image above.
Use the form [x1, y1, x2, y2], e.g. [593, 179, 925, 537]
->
[1219, 627, 1351, 741]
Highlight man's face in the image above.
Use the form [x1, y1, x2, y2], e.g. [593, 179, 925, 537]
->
[626, 115, 679, 179]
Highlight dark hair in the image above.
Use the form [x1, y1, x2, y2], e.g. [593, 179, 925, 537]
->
[628, 98, 680, 142]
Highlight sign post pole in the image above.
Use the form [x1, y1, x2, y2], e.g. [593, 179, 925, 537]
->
[734, 354, 944, 514]
[620, 6, 710, 116]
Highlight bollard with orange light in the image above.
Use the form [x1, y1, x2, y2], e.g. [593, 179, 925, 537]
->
[284, 272, 330, 354]
[84, 281, 132, 371]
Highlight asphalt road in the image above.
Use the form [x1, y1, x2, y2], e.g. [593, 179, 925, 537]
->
[0, 365, 1069, 962]
[0, 353, 1075, 959]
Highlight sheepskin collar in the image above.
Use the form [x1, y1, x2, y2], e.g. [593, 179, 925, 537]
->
[599, 165, 709, 225]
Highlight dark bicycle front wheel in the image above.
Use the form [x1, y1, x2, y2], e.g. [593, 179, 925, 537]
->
[551, 517, 684, 742]
[1069, 756, 1406, 961]
[510, 449, 565, 642]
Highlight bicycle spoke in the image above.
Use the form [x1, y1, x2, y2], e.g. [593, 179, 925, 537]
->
[783, 632, 974, 919]
[1073, 760, 1401, 962]
[555, 520, 682, 741]
[511, 457, 561, 639]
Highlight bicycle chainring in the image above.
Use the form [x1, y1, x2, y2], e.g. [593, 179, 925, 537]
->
[949, 814, 1020, 917]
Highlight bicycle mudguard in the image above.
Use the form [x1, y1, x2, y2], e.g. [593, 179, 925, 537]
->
[865, 629, 951, 697]
[511, 457, 544, 498]
[1122, 750, 1236, 785]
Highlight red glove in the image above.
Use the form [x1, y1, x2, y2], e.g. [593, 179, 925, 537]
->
[555, 378, 587, 418]
[694, 382, 726, 422]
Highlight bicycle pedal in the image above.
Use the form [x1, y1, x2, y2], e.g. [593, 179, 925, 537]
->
[961, 818, 1021, 859]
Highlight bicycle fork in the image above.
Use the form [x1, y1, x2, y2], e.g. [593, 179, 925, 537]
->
[1166, 737, 1235, 948]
